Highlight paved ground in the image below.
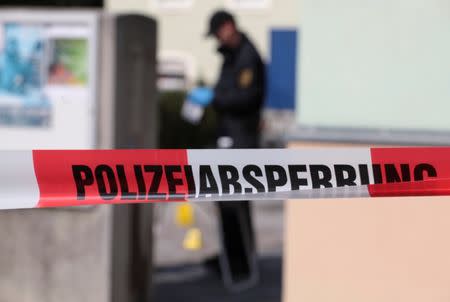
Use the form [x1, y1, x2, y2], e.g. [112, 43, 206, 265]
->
[153, 200, 284, 265]
[154, 257, 282, 302]
[152, 200, 285, 301]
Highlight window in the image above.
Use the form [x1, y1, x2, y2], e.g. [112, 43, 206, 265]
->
[152, 0, 194, 10]
[157, 51, 197, 91]
[226, 0, 271, 9]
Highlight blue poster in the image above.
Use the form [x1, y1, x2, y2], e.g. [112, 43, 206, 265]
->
[0, 23, 51, 127]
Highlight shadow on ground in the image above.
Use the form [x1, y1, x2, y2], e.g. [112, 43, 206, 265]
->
[154, 256, 282, 302]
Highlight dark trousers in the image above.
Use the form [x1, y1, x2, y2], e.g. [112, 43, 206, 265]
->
[215, 132, 260, 290]
[217, 200, 258, 290]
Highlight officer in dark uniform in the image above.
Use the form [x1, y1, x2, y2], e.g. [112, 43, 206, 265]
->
[208, 10, 265, 148]
[206, 10, 265, 290]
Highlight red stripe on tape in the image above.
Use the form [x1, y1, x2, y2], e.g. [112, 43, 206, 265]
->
[369, 147, 450, 197]
[33, 149, 189, 208]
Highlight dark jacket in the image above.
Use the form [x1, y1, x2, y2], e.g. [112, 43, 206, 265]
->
[213, 33, 265, 148]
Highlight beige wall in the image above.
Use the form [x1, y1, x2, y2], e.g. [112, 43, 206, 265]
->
[284, 142, 450, 302]
[106, 0, 299, 84]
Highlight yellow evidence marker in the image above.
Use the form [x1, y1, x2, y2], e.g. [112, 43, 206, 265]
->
[175, 204, 195, 228]
[183, 227, 203, 251]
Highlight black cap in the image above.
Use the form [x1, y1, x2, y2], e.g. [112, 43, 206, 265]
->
[206, 10, 235, 37]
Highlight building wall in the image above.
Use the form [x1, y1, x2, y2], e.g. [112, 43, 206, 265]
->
[106, 0, 299, 84]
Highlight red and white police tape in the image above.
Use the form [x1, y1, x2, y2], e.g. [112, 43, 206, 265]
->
[2, 147, 450, 210]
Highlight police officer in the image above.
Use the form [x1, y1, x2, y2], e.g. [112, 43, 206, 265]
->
[188, 10, 265, 290]
[208, 10, 265, 148]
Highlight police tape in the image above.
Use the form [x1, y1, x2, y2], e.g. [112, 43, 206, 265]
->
[2, 148, 450, 210]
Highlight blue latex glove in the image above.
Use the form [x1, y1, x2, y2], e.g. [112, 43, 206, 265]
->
[187, 87, 214, 107]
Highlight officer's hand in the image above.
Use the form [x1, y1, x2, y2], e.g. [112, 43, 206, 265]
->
[187, 87, 214, 107]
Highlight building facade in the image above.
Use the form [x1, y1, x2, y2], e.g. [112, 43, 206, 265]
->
[107, 0, 299, 86]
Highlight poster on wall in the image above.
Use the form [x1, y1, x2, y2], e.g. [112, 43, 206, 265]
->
[0, 11, 98, 150]
[48, 38, 88, 86]
[0, 23, 51, 128]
